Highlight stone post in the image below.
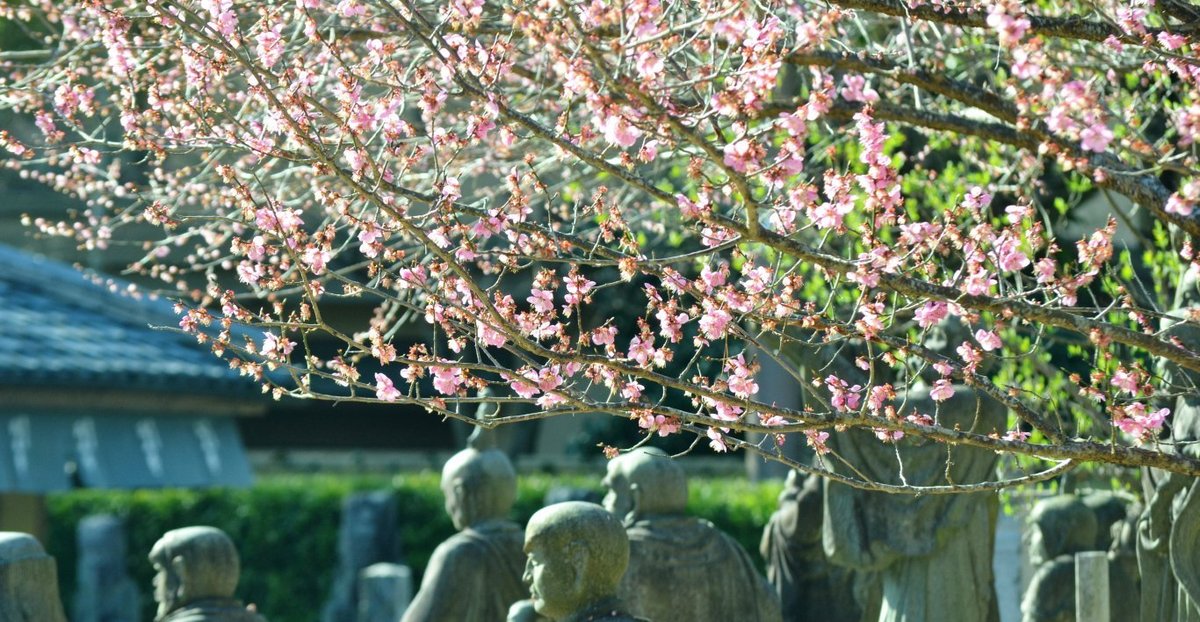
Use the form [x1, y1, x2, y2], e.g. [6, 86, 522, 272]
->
[1075, 551, 1109, 622]
[356, 563, 413, 622]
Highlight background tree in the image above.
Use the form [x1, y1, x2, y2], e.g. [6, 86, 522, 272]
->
[4, 0, 1200, 491]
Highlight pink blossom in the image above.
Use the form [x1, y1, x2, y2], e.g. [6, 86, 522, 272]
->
[1003, 429, 1031, 442]
[1111, 368, 1139, 394]
[344, 148, 368, 174]
[655, 309, 688, 343]
[592, 325, 618, 346]
[564, 274, 595, 306]
[260, 332, 296, 358]
[596, 113, 642, 148]
[986, 4, 1030, 47]
[255, 22, 284, 67]
[302, 246, 331, 275]
[1080, 122, 1114, 153]
[826, 375, 863, 412]
[1158, 31, 1187, 50]
[867, 384, 894, 413]
[723, 139, 762, 173]
[527, 288, 555, 313]
[375, 373, 400, 402]
[725, 353, 759, 398]
[930, 379, 955, 402]
[957, 342, 983, 365]
[476, 321, 507, 348]
[874, 428, 904, 442]
[914, 302, 948, 329]
[637, 412, 680, 437]
[974, 329, 1002, 352]
[805, 430, 831, 455]
[1167, 194, 1196, 217]
[698, 307, 733, 340]
[431, 365, 465, 395]
[706, 427, 729, 452]
[509, 371, 540, 399]
[1115, 404, 1170, 443]
[621, 380, 644, 401]
[840, 75, 879, 103]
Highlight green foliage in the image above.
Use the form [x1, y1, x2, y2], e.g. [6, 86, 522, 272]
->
[46, 473, 783, 622]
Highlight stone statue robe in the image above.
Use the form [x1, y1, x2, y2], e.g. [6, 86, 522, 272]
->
[1139, 266, 1200, 622]
[401, 519, 526, 622]
[560, 598, 648, 622]
[761, 471, 861, 622]
[619, 516, 782, 622]
[823, 384, 1005, 622]
[158, 599, 267, 622]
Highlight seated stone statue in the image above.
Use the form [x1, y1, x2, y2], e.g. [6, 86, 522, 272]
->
[603, 449, 782, 622]
[523, 501, 647, 622]
[148, 526, 266, 622]
[401, 447, 527, 622]
[1020, 495, 1098, 622]
[761, 470, 863, 622]
[0, 532, 68, 622]
[1021, 492, 1142, 622]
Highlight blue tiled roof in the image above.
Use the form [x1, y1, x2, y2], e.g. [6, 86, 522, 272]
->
[0, 244, 257, 395]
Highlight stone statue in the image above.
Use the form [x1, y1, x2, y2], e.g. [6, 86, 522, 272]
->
[523, 501, 647, 622]
[1020, 492, 1141, 622]
[822, 379, 1006, 621]
[761, 470, 862, 622]
[602, 449, 781, 622]
[75, 514, 141, 622]
[401, 447, 527, 622]
[148, 526, 266, 622]
[1019, 495, 1098, 622]
[0, 532, 68, 622]
[322, 491, 402, 622]
[1138, 265, 1200, 622]
[508, 600, 551, 622]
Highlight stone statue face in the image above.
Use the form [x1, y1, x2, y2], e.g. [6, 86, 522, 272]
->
[523, 540, 581, 620]
[441, 475, 467, 530]
[601, 464, 633, 521]
[152, 557, 182, 619]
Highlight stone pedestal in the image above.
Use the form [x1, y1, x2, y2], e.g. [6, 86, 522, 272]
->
[357, 563, 413, 622]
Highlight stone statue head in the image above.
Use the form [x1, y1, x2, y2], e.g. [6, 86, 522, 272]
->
[148, 526, 241, 620]
[523, 502, 629, 621]
[602, 448, 687, 523]
[1028, 496, 1098, 566]
[441, 447, 517, 530]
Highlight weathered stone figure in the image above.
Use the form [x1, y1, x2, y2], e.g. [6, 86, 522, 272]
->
[602, 449, 781, 622]
[823, 381, 1006, 621]
[76, 514, 141, 622]
[0, 532, 68, 622]
[1021, 492, 1141, 622]
[761, 470, 862, 622]
[148, 526, 266, 622]
[1019, 495, 1099, 622]
[523, 501, 646, 622]
[1138, 265, 1200, 622]
[401, 447, 527, 622]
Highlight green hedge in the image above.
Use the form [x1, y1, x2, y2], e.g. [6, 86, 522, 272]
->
[46, 473, 782, 622]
